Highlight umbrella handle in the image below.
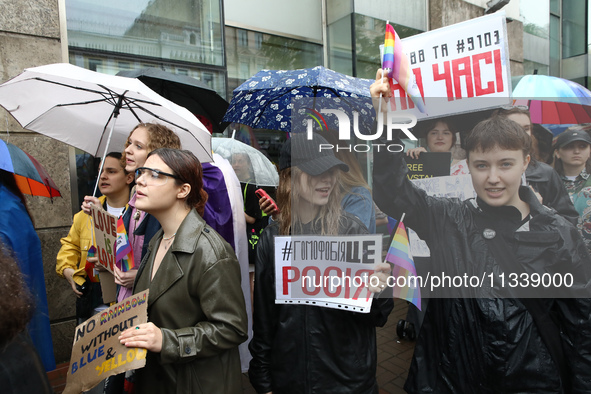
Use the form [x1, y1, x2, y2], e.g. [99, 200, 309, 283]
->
[92, 115, 120, 197]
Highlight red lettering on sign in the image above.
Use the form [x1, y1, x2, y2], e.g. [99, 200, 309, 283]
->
[301, 266, 321, 296]
[282, 266, 299, 295]
[493, 49, 504, 93]
[433, 62, 453, 100]
[472, 52, 495, 96]
[452, 56, 474, 98]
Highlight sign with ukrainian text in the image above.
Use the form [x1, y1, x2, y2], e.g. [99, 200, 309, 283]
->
[90, 205, 117, 274]
[63, 290, 149, 394]
[274, 235, 382, 313]
[388, 12, 511, 118]
[405, 152, 451, 179]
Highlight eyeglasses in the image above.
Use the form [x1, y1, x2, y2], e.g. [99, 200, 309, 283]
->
[135, 167, 180, 186]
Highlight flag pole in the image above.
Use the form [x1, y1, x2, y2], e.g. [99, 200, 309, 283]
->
[399, 212, 405, 224]
[377, 20, 390, 133]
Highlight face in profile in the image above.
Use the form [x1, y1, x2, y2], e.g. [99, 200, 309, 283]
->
[426, 121, 454, 152]
[135, 154, 185, 215]
[468, 147, 530, 208]
[297, 168, 337, 209]
[124, 126, 150, 173]
[98, 156, 133, 196]
[231, 153, 252, 182]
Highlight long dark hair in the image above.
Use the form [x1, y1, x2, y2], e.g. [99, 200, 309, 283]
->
[147, 148, 208, 216]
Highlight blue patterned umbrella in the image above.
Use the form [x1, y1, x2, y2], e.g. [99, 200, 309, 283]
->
[223, 66, 374, 133]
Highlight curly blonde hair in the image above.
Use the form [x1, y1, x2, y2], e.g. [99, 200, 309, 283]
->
[121, 123, 181, 166]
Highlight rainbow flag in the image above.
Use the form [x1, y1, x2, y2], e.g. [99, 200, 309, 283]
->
[382, 23, 426, 113]
[84, 245, 99, 282]
[115, 216, 134, 272]
[385, 220, 421, 310]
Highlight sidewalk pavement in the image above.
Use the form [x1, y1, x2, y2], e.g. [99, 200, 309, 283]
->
[49, 302, 414, 394]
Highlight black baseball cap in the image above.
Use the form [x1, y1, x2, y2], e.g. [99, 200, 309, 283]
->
[553, 128, 591, 149]
[279, 133, 349, 176]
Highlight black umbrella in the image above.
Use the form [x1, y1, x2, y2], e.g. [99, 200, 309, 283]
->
[117, 68, 229, 134]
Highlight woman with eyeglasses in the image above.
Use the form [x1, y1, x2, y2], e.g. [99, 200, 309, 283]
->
[119, 148, 248, 393]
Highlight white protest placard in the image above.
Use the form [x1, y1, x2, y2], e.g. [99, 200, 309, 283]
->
[90, 204, 117, 274]
[274, 235, 382, 313]
[63, 290, 149, 394]
[387, 12, 512, 118]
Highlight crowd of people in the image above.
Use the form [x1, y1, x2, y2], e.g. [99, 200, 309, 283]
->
[1, 62, 591, 394]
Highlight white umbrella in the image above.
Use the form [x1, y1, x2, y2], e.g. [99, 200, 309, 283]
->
[212, 135, 279, 187]
[0, 63, 213, 193]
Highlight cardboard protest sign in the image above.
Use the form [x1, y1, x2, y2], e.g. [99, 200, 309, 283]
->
[386, 12, 511, 118]
[63, 290, 149, 394]
[275, 235, 382, 313]
[90, 204, 117, 274]
[405, 152, 451, 179]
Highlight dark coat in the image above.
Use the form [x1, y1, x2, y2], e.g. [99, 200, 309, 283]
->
[248, 214, 394, 394]
[526, 160, 579, 225]
[373, 140, 591, 393]
[133, 209, 248, 394]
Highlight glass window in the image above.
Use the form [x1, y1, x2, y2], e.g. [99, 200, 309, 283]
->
[238, 29, 249, 47]
[225, 26, 322, 98]
[550, 15, 561, 76]
[520, 0, 550, 39]
[550, 0, 560, 15]
[354, 15, 423, 79]
[328, 14, 354, 76]
[523, 60, 549, 75]
[562, 0, 586, 58]
[66, 0, 224, 66]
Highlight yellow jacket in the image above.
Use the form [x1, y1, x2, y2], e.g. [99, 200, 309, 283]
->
[56, 196, 127, 286]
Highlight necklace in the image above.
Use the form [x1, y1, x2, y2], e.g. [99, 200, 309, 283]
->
[162, 232, 176, 241]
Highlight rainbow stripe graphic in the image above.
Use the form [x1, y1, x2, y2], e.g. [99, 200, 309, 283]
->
[385, 220, 421, 310]
[304, 107, 329, 131]
[382, 23, 426, 113]
[115, 216, 134, 272]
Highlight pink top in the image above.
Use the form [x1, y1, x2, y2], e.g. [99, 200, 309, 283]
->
[117, 193, 145, 302]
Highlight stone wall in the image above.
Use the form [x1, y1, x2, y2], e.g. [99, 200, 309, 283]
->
[0, 0, 76, 365]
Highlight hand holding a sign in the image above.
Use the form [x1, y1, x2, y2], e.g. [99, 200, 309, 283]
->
[407, 147, 427, 159]
[119, 322, 163, 353]
[367, 262, 392, 293]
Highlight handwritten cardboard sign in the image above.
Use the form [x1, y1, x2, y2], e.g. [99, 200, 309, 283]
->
[405, 152, 451, 179]
[63, 290, 149, 394]
[90, 205, 117, 274]
[274, 235, 382, 313]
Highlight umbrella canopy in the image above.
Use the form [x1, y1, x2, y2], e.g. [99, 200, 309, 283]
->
[0, 63, 213, 163]
[117, 68, 229, 134]
[0, 139, 61, 198]
[212, 137, 279, 187]
[511, 74, 591, 124]
[223, 66, 374, 133]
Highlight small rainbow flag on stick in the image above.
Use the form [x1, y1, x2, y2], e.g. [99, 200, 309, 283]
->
[382, 23, 426, 113]
[384, 214, 421, 310]
[115, 216, 134, 272]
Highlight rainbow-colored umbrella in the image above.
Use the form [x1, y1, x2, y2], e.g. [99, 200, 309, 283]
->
[0, 139, 61, 198]
[512, 75, 591, 124]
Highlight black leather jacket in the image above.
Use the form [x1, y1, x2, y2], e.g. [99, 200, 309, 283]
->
[526, 160, 579, 225]
[373, 139, 591, 393]
[249, 214, 394, 394]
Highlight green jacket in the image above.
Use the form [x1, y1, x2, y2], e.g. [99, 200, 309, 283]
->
[133, 208, 248, 394]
